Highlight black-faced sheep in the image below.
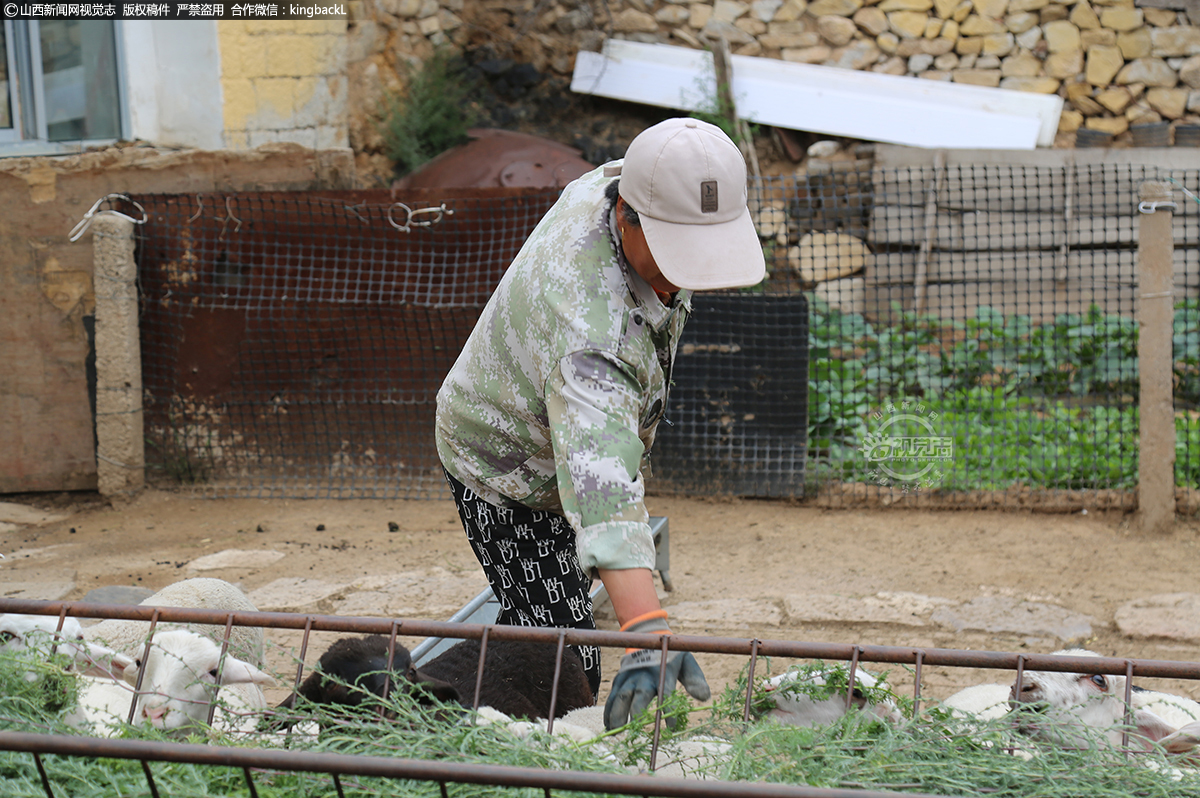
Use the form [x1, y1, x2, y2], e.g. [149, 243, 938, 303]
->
[275, 634, 461, 720]
[422, 637, 595, 720]
[277, 634, 594, 722]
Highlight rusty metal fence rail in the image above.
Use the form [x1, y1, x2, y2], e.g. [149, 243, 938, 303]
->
[5, 599, 1200, 797]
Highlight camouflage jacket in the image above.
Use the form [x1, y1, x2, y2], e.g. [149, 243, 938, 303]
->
[435, 162, 692, 574]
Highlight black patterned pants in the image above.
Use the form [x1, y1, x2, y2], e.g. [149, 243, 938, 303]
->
[444, 470, 602, 697]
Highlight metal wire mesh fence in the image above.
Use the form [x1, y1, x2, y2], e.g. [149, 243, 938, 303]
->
[5, 599, 1200, 797]
[753, 160, 1200, 510]
[130, 161, 1200, 507]
[133, 188, 561, 499]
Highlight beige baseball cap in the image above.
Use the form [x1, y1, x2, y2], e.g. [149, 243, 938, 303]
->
[616, 117, 765, 291]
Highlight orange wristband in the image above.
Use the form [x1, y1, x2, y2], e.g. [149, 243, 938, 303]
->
[619, 609, 669, 631]
[620, 609, 671, 654]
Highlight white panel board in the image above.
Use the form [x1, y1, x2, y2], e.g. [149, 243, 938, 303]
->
[571, 40, 1063, 150]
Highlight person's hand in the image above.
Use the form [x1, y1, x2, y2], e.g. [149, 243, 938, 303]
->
[603, 611, 711, 730]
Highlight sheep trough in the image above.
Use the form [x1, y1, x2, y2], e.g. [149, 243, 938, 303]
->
[4, 590, 1200, 797]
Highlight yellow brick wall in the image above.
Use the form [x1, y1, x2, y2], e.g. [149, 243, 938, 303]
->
[217, 20, 349, 150]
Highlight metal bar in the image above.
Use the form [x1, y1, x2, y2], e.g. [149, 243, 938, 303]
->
[409, 588, 496, 664]
[743, 639, 760, 724]
[650, 634, 674, 771]
[140, 760, 161, 798]
[289, 616, 315, 713]
[473, 626, 490, 711]
[243, 766, 260, 798]
[33, 752, 54, 798]
[129, 609, 161, 725]
[382, 621, 401, 708]
[845, 647, 862, 712]
[207, 613, 237, 727]
[6, 597, 1200, 680]
[0, 732, 960, 798]
[911, 649, 924, 714]
[1122, 659, 1135, 754]
[51, 608, 69, 658]
[546, 632, 566, 733]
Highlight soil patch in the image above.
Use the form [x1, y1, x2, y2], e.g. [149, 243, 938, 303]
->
[5, 489, 1200, 708]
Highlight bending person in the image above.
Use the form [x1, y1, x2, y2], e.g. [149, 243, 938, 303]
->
[435, 117, 766, 729]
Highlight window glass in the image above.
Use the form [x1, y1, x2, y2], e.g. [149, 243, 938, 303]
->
[0, 29, 11, 129]
[40, 21, 119, 141]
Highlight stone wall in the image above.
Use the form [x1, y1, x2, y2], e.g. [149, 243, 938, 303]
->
[218, 20, 350, 150]
[345, 0, 1200, 145]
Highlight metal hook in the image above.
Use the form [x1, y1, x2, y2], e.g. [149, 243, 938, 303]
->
[217, 196, 242, 241]
[187, 194, 205, 223]
[387, 201, 454, 232]
[1138, 200, 1177, 214]
[68, 193, 148, 242]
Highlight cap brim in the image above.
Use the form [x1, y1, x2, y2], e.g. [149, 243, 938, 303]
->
[640, 206, 766, 291]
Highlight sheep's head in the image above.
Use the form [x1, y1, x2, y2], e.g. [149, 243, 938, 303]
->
[0, 614, 132, 681]
[763, 663, 904, 728]
[123, 630, 273, 734]
[272, 635, 460, 728]
[1009, 649, 1176, 750]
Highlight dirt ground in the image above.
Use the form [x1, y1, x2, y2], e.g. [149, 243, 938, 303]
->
[4, 488, 1200, 712]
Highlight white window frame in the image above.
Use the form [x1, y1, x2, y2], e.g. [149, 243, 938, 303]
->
[0, 19, 131, 156]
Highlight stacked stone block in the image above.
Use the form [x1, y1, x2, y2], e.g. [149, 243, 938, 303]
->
[353, 0, 1200, 145]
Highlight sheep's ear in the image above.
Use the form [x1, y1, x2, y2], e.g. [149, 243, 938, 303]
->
[212, 656, 275, 687]
[1134, 708, 1178, 742]
[1160, 720, 1200, 755]
[108, 652, 136, 681]
[78, 648, 134, 681]
[413, 669, 460, 705]
[121, 658, 144, 686]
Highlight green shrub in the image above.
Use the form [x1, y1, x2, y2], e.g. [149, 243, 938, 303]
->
[806, 296, 1200, 490]
[379, 48, 477, 178]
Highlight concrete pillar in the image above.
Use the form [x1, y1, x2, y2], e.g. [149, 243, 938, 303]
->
[1136, 181, 1175, 534]
[92, 215, 144, 496]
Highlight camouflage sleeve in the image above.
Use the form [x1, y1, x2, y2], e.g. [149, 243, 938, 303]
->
[545, 349, 657, 575]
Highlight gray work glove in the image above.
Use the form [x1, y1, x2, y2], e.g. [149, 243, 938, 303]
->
[603, 612, 711, 730]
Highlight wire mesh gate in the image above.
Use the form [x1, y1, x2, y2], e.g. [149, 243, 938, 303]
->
[5, 599, 1200, 797]
[133, 188, 559, 500]
[130, 161, 1200, 507]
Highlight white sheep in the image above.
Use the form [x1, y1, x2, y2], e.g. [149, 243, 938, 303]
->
[1009, 648, 1193, 751]
[762, 663, 904, 727]
[476, 703, 733, 780]
[70, 629, 273, 738]
[0, 613, 132, 681]
[940, 682, 1012, 721]
[1131, 685, 1200, 730]
[84, 578, 264, 668]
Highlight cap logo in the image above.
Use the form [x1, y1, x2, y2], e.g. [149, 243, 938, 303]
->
[700, 180, 718, 213]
